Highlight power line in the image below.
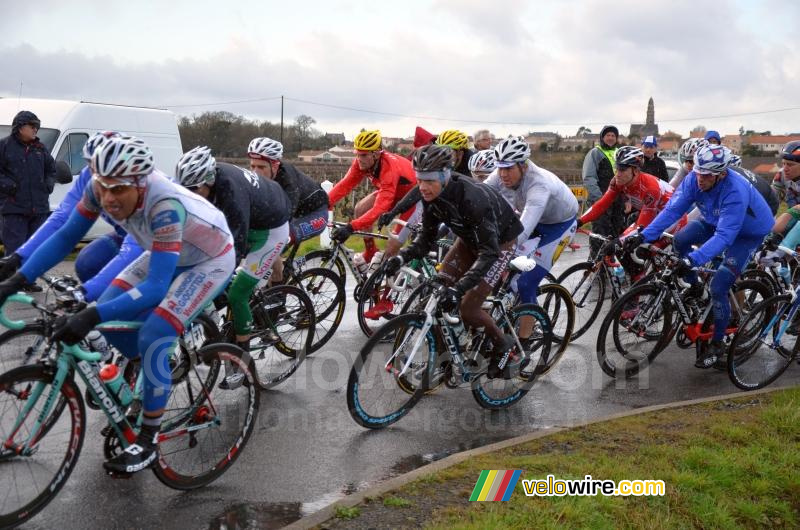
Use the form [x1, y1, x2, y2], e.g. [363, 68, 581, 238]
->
[162, 95, 282, 109]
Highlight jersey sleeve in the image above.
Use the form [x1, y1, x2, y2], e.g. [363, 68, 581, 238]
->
[641, 175, 695, 242]
[633, 175, 665, 228]
[349, 161, 399, 231]
[580, 185, 619, 224]
[214, 179, 249, 263]
[327, 160, 363, 207]
[82, 234, 143, 302]
[517, 182, 552, 243]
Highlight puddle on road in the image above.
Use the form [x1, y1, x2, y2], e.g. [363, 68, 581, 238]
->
[208, 435, 518, 529]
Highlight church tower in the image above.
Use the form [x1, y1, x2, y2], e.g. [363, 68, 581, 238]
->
[646, 97, 655, 126]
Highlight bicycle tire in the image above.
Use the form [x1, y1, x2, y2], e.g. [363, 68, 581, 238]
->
[289, 267, 345, 353]
[536, 283, 575, 373]
[0, 365, 85, 528]
[555, 262, 607, 340]
[347, 313, 433, 429]
[152, 343, 259, 489]
[0, 321, 53, 374]
[302, 249, 347, 283]
[357, 264, 420, 338]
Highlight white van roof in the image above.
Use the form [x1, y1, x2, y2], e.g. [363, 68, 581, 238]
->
[0, 98, 178, 135]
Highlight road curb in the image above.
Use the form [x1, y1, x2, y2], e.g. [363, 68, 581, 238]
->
[283, 384, 797, 529]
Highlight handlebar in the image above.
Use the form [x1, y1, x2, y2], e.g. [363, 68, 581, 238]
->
[329, 221, 389, 240]
[0, 293, 35, 330]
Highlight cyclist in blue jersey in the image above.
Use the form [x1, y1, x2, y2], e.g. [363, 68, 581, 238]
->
[0, 131, 145, 303]
[625, 144, 773, 369]
[0, 135, 235, 474]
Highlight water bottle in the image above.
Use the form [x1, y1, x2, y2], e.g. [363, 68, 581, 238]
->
[443, 313, 469, 349]
[87, 330, 112, 363]
[778, 264, 792, 287]
[99, 363, 133, 407]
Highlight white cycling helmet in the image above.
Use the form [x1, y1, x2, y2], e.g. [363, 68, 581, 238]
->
[247, 137, 283, 160]
[493, 135, 531, 167]
[615, 145, 644, 168]
[694, 144, 732, 174]
[468, 149, 497, 174]
[91, 135, 154, 180]
[728, 154, 742, 168]
[176, 146, 217, 189]
[678, 138, 709, 164]
[82, 131, 121, 161]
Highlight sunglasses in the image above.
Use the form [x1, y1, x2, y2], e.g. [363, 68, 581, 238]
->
[695, 170, 723, 178]
[92, 175, 139, 194]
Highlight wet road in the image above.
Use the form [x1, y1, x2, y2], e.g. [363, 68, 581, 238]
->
[11, 234, 800, 529]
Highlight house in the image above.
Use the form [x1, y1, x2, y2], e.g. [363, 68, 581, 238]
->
[324, 132, 346, 145]
[525, 132, 559, 150]
[746, 135, 800, 153]
[296, 149, 355, 163]
[722, 135, 743, 153]
[753, 162, 780, 176]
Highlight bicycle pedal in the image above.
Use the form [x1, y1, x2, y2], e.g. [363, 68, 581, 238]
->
[105, 469, 134, 479]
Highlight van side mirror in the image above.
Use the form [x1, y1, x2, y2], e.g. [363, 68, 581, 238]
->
[55, 161, 73, 184]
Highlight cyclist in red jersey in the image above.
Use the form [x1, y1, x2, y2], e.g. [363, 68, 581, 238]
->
[328, 130, 417, 273]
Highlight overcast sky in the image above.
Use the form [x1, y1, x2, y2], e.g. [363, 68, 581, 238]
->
[1, 0, 797, 140]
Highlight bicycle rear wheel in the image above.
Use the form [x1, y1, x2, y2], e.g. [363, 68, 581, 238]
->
[153, 343, 259, 489]
[290, 267, 344, 353]
[347, 313, 433, 429]
[555, 262, 606, 340]
[357, 265, 419, 338]
[538, 282, 576, 348]
[0, 365, 85, 528]
[302, 249, 347, 282]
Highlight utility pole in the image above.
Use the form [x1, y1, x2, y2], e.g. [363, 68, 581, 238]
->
[280, 95, 284, 144]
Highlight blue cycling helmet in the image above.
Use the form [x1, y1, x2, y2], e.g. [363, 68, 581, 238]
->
[694, 144, 731, 174]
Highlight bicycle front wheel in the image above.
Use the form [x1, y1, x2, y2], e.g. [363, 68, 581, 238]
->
[347, 313, 434, 429]
[556, 262, 606, 340]
[153, 343, 259, 489]
[0, 365, 85, 528]
[0, 322, 55, 374]
[538, 282, 576, 349]
[357, 265, 419, 338]
[290, 267, 345, 353]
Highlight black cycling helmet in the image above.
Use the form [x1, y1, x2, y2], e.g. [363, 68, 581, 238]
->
[781, 140, 800, 163]
[413, 144, 454, 172]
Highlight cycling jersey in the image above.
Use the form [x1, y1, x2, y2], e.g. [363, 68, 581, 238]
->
[582, 171, 673, 235]
[483, 160, 578, 245]
[328, 152, 416, 230]
[209, 162, 291, 263]
[272, 161, 329, 217]
[643, 170, 773, 266]
[734, 167, 778, 215]
[771, 168, 800, 208]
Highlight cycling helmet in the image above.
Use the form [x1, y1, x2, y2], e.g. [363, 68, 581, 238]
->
[247, 137, 283, 160]
[353, 130, 382, 151]
[82, 131, 121, 160]
[435, 129, 469, 150]
[413, 144, 454, 172]
[728, 154, 742, 168]
[678, 138, 708, 164]
[493, 135, 531, 167]
[781, 140, 800, 163]
[176, 146, 217, 188]
[91, 135, 154, 180]
[694, 144, 731, 174]
[615, 146, 644, 168]
[468, 149, 497, 174]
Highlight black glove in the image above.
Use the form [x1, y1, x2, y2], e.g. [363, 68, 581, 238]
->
[384, 255, 404, 276]
[673, 257, 694, 277]
[601, 239, 618, 257]
[0, 272, 28, 308]
[622, 233, 645, 254]
[0, 253, 21, 282]
[439, 286, 462, 314]
[377, 212, 394, 231]
[763, 232, 783, 252]
[331, 223, 354, 243]
[52, 306, 101, 345]
[576, 218, 585, 229]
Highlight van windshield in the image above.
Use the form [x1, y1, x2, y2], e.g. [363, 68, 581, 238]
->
[0, 126, 60, 151]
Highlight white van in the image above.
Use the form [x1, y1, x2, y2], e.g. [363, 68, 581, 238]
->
[0, 98, 183, 239]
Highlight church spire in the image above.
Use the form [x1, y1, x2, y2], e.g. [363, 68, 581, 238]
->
[646, 97, 655, 126]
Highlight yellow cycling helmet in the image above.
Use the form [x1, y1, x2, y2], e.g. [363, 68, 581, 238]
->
[436, 129, 469, 150]
[354, 130, 382, 151]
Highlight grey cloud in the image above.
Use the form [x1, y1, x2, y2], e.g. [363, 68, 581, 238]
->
[432, 0, 533, 47]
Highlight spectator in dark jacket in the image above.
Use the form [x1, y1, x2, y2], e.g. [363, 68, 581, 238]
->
[0, 111, 55, 258]
[582, 125, 625, 257]
[641, 135, 669, 182]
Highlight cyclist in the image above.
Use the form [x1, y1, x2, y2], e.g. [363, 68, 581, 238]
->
[669, 138, 708, 189]
[626, 144, 773, 369]
[0, 131, 146, 302]
[385, 144, 524, 379]
[467, 149, 497, 182]
[327, 130, 417, 274]
[176, 146, 291, 354]
[0, 135, 235, 474]
[435, 129, 474, 176]
[771, 140, 800, 208]
[484, 136, 578, 309]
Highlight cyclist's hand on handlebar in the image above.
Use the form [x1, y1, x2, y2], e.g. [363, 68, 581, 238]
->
[384, 255, 404, 275]
[331, 223, 354, 243]
[52, 306, 101, 345]
[622, 233, 644, 254]
[576, 217, 585, 229]
[439, 286, 462, 313]
[377, 212, 394, 231]
[763, 232, 783, 252]
[0, 272, 28, 307]
[0, 253, 21, 282]
[673, 257, 694, 277]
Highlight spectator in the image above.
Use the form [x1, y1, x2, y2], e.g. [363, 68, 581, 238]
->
[473, 129, 494, 150]
[582, 124, 625, 257]
[0, 111, 55, 266]
[704, 130, 721, 145]
[640, 135, 669, 181]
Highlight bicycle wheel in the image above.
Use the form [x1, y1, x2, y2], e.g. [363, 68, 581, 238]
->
[152, 343, 259, 489]
[347, 313, 433, 429]
[0, 321, 54, 374]
[596, 283, 673, 378]
[556, 262, 606, 340]
[357, 265, 420, 338]
[248, 285, 315, 389]
[0, 365, 85, 528]
[471, 303, 549, 409]
[538, 283, 575, 347]
[741, 268, 778, 297]
[727, 294, 797, 390]
[290, 267, 345, 353]
[302, 249, 347, 282]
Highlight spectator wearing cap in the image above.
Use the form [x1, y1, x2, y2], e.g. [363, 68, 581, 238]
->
[473, 129, 494, 151]
[641, 135, 669, 182]
[704, 130, 721, 145]
[582, 124, 625, 257]
[0, 111, 55, 257]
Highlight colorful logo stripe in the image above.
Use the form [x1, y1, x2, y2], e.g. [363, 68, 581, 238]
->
[469, 470, 522, 501]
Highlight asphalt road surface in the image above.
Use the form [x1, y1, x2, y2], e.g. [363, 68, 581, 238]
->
[8, 233, 800, 529]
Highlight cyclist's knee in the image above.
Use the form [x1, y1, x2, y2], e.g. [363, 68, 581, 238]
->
[517, 267, 547, 304]
[710, 266, 736, 300]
